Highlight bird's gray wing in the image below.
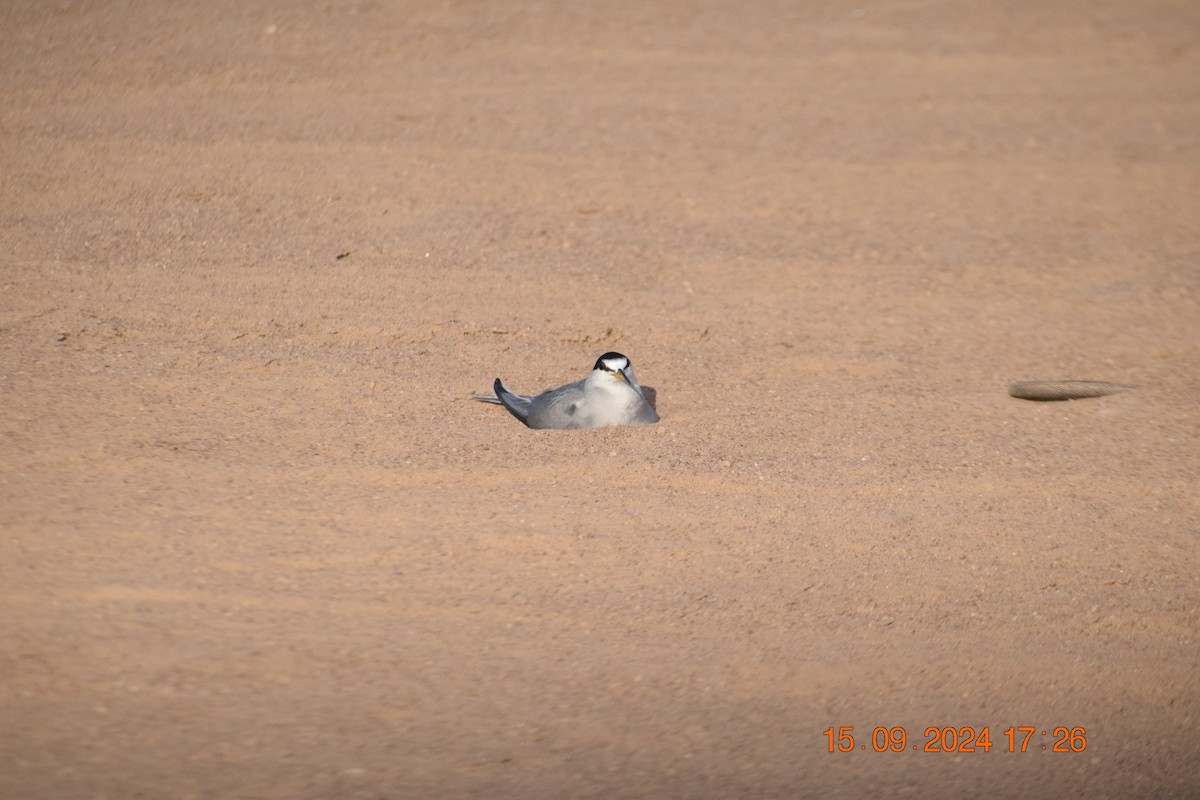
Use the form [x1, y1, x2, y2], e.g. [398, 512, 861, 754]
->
[525, 380, 588, 429]
[639, 385, 657, 410]
[471, 392, 503, 405]
[619, 364, 654, 406]
[493, 378, 534, 426]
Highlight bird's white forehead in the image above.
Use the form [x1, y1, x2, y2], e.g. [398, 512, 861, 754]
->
[600, 355, 629, 371]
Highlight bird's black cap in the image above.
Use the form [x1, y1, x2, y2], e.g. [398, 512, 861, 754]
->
[593, 352, 629, 372]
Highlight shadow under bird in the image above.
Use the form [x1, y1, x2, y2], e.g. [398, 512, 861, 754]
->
[473, 352, 660, 429]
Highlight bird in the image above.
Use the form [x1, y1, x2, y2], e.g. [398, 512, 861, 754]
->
[473, 352, 660, 429]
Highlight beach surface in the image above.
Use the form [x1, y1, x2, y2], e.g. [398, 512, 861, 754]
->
[2, 1, 1198, 797]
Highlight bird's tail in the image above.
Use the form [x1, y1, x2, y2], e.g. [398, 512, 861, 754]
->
[492, 378, 532, 425]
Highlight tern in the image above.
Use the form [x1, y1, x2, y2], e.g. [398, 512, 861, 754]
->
[473, 352, 659, 429]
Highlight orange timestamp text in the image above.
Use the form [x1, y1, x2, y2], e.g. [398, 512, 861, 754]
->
[823, 725, 1087, 753]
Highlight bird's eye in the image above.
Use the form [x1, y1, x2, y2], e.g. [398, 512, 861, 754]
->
[595, 352, 627, 372]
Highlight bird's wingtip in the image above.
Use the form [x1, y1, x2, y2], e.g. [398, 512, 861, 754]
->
[492, 378, 532, 426]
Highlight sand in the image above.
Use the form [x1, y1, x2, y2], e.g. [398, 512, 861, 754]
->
[2, 1, 1198, 797]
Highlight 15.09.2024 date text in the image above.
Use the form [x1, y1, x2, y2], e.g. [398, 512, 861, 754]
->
[823, 726, 1087, 753]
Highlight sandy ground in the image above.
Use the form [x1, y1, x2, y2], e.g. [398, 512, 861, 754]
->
[2, 1, 1199, 797]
